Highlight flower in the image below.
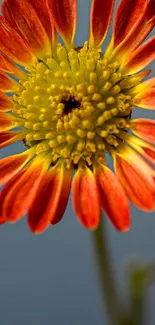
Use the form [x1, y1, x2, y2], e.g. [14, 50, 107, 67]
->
[0, 0, 155, 234]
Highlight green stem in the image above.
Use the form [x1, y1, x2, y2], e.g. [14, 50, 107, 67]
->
[129, 268, 146, 325]
[91, 216, 120, 325]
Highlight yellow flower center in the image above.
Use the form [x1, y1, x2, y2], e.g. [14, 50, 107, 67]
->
[12, 42, 133, 168]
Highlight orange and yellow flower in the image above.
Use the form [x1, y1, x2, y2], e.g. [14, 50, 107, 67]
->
[0, 0, 155, 233]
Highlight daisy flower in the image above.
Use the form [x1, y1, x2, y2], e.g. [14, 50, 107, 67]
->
[0, 0, 155, 233]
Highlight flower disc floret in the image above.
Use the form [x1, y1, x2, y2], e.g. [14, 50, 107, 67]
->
[12, 42, 133, 168]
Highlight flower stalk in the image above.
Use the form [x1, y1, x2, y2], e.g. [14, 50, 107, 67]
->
[92, 216, 120, 325]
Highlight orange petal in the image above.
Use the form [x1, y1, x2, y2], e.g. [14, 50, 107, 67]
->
[119, 131, 155, 164]
[0, 16, 33, 65]
[114, 148, 155, 211]
[121, 36, 155, 74]
[95, 164, 130, 231]
[118, 145, 155, 180]
[134, 89, 155, 109]
[119, 69, 151, 90]
[1, 154, 51, 223]
[0, 170, 24, 224]
[47, 0, 77, 47]
[0, 197, 6, 224]
[26, 0, 57, 47]
[131, 119, 155, 143]
[0, 112, 17, 131]
[0, 72, 16, 91]
[89, 0, 115, 47]
[114, 0, 147, 47]
[0, 53, 26, 79]
[2, 0, 51, 57]
[72, 165, 101, 230]
[114, 0, 155, 58]
[0, 188, 6, 224]
[129, 77, 155, 96]
[139, 146, 155, 164]
[28, 164, 72, 234]
[0, 216, 5, 224]
[0, 131, 25, 148]
[130, 2, 155, 49]
[0, 151, 32, 187]
[0, 91, 12, 111]
[142, 77, 155, 88]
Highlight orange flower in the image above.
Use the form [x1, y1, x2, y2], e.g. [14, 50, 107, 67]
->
[0, 0, 155, 233]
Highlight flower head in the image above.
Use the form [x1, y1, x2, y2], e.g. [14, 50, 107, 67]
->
[0, 0, 155, 233]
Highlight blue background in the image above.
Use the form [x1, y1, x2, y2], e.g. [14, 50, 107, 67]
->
[0, 1, 155, 324]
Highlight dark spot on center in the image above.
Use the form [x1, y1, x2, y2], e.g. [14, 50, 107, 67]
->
[74, 46, 83, 52]
[62, 96, 81, 115]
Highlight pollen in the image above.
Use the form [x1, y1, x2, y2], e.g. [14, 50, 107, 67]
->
[12, 42, 135, 168]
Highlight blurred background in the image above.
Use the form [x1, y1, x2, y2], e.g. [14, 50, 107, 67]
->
[0, 0, 155, 324]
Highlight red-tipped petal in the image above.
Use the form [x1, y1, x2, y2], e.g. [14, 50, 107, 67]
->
[134, 89, 155, 109]
[95, 164, 130, 231]
[2, 0, 51, 57]
[114, 0, 147, 47]
[114, 149, 155, 211]
[0, 16, 33, 65]
[121, 36, 155, 74]
[114, 0, 155, 58]
[0, 131, 24, 148]
[72, 165, 101, 230]
[129, 0, 155, 48]
[131, 119, 155, 143]
[0, 151, 32, 187]
[0, 72, 16, 91]
[0, 92, 12, 111]
[26, 0, 56, 45]
[1, 154, 50, 223]
[28, 164, 72, 234]
[89, 0, 115, 47]
[47, 0, 77, 46]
